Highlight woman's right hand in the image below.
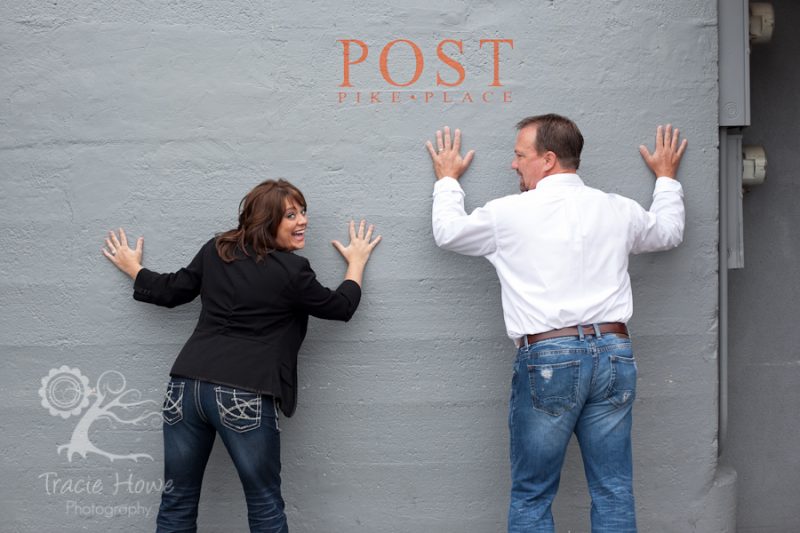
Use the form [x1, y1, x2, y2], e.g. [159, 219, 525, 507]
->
[331, 220, 381, 286]
[103, 228, 144, 280]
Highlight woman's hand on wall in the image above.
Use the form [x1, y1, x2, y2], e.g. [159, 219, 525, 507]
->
[332, 220, 381, 287]
[103, 228, 144, 281]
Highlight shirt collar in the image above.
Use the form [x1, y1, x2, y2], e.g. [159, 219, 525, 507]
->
[534, 173, 584, 190]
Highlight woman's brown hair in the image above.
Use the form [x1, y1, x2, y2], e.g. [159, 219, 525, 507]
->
[215, 179, 307, 262]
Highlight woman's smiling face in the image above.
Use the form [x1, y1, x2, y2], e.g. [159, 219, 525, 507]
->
[275, 199, 307, 251]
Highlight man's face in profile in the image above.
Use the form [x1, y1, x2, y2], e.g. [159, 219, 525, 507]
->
[511, 126, 548, 192]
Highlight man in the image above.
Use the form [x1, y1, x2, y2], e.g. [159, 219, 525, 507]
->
[425, 114, 687, 532]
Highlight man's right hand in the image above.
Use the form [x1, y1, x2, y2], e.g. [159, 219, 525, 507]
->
[425, 126, 475, 180]
[639, 124, 688, 179]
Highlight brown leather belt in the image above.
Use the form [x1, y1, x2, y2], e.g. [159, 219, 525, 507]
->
[524, 322, 628, 345]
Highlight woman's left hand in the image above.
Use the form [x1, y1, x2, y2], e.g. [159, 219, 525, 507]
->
[103, 228, 144, 280]
[331, 220, 381, 287]
[332, 220, 382, 265]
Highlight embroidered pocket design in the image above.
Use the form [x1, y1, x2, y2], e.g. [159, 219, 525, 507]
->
[215, 387, 262, 433]
[162, 381, 184, 425]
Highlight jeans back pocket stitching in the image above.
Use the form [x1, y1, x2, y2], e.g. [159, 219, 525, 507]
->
[214, 387, 262, 433]
[163, 382, 184, 425]
[272, 398, 281, 432]
[606, 355, 637, 407]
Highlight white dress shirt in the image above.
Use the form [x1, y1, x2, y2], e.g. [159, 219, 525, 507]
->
[431, 173, 684, 341]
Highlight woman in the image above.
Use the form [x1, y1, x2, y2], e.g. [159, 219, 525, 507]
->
[102, 179, 381, 533]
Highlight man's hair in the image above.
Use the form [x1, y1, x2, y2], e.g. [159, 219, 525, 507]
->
[516, 114, 584, 170]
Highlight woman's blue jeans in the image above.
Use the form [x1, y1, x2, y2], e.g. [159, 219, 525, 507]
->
[156, 378, 287, 533]
[508, 328, 637, 533]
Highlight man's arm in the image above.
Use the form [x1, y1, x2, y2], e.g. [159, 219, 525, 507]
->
[426, 126, 496, 256]
[631, 124, 688, 253]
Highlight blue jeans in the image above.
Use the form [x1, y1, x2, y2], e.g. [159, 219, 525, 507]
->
[156, 378, 287, 533]
[508, 327, 637, 533]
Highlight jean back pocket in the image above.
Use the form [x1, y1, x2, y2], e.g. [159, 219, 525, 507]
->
[162, 381, 184, 425]
[527, 360, 581, 416]
[605, 355, 637, 408]
[215, 387, 262, 433]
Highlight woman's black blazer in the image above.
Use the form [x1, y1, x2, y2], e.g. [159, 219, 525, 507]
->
[132, 238, 361, 416]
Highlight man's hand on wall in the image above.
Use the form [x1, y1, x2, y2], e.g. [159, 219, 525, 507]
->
[426, 126, 475, 180]
[639, 124, 688, 180]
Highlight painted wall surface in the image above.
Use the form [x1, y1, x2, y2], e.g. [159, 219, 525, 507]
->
[726, 2, 800, 532]
[1, 1, 723, 532]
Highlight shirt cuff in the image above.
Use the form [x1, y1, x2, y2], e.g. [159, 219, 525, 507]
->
[433, 177, 463, 195]
[654, 176, 683, 196]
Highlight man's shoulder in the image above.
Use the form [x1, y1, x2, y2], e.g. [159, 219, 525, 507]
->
[579, 183, 637, 203]
[487, 192, 525, 207]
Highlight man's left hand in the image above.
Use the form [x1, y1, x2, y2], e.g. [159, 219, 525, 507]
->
[425, 126, 475, 180]
[639, 124, 688, 180]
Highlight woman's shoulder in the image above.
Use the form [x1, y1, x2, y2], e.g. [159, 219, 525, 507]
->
[268, 250, 311, 271]
[197, 236, 220, 259]
[203, 238, 312, 274]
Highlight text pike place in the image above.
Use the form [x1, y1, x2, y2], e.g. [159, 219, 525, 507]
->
[336, 38, 514, 105]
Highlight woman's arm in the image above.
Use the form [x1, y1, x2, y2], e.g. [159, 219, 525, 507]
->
[290, 219, 380, 321]
[103, 228, 203, 308]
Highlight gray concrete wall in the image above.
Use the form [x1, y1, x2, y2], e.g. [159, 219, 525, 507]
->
[1, 1, 724, 531]
[725, 2, 800, 532]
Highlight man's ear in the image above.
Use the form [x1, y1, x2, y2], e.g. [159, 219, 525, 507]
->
[543, 151, 558, 171]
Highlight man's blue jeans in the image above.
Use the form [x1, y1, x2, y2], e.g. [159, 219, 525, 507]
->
[156, 378, 287, 533]
[508, 327, 637, 533]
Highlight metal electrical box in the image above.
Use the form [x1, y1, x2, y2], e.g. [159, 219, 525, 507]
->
[719, 0, 751, 127]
